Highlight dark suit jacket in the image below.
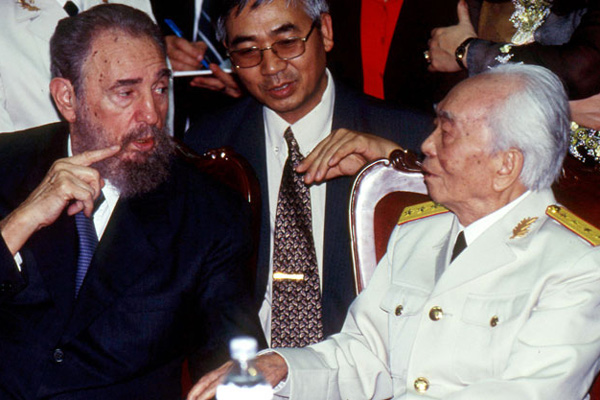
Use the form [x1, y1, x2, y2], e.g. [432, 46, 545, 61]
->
[327, 0, 465, 114]
[0, 123, 262, 400]
[184, 82, 432, 338]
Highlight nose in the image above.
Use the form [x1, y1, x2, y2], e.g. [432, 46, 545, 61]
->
[421, 129, 437, 157]
[260, 48, 287, 75]
[136, 90, 160, 127]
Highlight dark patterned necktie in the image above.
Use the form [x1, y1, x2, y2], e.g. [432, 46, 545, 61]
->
[74, 193, 104, 297]
[451, 230, 467, 262]
[63, 1, 79, 17]
[271, 127, 323, 348]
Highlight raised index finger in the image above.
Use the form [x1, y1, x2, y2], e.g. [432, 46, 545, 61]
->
[69, 145, 121, 167]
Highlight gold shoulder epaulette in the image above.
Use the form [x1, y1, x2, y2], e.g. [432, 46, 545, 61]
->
[398, 201, 449, 226]
[546, 205, 600, 246]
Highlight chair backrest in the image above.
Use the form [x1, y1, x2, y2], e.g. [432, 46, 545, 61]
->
[348, 150, 600, 399]
[349, 149, 428, 294]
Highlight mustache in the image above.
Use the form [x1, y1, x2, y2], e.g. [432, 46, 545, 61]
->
[112, 124, 166, 157]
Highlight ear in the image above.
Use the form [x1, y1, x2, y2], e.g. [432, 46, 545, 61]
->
[319, 13, 334, 53]
[49, 77, 77, 123]
[493, 148, 524, 192]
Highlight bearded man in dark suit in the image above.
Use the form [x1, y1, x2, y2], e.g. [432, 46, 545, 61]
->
[0, 5, 261, 399]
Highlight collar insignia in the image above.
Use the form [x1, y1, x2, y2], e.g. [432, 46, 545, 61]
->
[18, 0, 40, 11]
[510, 217, 538, 239]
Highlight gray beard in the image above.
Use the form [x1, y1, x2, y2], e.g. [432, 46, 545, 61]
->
[71, 108, 175, 198]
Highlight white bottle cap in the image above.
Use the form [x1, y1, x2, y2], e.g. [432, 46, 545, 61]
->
[230, 336, 258, 362]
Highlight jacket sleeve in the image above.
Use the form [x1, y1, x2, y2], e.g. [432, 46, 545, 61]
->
[0, 71, 15, 134]
[0, 237, 26, 302]
[272, 228, 405, 400]
[467, 0, 600, 99]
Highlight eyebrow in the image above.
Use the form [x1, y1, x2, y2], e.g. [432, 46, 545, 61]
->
[437, 109, 455, 122]
[110, 78, 142, 90]
[158, 68, 172, 79]
[109, 68, 171, 90]
[229, 23, 299, 47]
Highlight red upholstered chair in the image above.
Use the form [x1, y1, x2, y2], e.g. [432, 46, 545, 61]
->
[348, 150, 600, 398]
[174, 140, 261, 396]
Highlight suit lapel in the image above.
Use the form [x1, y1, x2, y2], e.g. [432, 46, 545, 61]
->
[30, 213, 79, 319]
[232, 101, 271, 300]
[433, 190, 555, 296]
[434, 220, 457, 282]
[319, 88, 366, 335]
[61, 186, 168, 343]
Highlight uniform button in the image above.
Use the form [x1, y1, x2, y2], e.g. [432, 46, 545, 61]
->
[0, 282, 13, 291]
[53, 348, 64, 363]
[429, 306, 443, 321]
[490, 315, 499, 327]
[395, 305, 403, 316]
[414, 377, 429, 393]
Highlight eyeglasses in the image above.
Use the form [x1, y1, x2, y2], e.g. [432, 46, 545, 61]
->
[227, 23, 317, 69]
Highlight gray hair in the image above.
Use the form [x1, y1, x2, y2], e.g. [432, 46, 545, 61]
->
[215, 0, 329, 42]
[50, 4, 166, 96]
[483, 63, 570, 190]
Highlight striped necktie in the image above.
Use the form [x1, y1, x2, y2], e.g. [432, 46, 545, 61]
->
[74, 193, 104, 296]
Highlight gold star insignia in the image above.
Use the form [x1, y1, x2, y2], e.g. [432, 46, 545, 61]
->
[510, 217, 538, 239]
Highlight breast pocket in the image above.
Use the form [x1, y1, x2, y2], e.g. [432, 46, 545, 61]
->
[453, 292, 529, 382]
[380, 284, 430, 383]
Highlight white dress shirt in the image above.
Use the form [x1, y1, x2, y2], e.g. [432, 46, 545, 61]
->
[259, 70, 336, 345]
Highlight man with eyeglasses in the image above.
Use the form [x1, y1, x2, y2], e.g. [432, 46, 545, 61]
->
[185, 0, 431, 348]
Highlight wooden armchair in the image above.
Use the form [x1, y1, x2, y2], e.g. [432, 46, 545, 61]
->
[348, 150, 600, 398]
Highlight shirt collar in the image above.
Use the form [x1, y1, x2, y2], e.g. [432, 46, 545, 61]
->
[461, 190, 532, 245]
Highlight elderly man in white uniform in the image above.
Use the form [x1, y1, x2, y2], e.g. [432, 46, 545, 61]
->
[0, 0, 155, 133]
[189, 63, 600, 400]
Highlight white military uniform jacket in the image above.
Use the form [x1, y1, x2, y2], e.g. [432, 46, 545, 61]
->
[276, 189, 600, 400]
[0, 0, 154, 133]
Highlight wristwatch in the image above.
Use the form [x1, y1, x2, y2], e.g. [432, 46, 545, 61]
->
[455, 37, 476, 70]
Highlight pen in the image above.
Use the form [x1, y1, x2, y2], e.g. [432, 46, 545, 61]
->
[164, 19, 211, 70]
